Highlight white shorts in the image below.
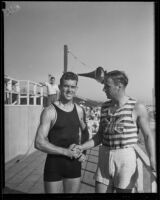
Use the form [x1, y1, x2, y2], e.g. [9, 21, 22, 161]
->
[94, 145, 138, 189]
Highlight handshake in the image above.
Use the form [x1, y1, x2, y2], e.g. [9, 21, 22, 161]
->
[68, 144, 86, 162]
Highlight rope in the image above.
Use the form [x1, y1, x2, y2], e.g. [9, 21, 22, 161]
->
[68, 50, 92, 70]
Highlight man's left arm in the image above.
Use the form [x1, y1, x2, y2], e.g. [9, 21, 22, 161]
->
[135, 103, 156, 172]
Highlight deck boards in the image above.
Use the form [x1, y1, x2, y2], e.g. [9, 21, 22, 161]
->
[3, 146, 150, 194]
[3, 148, 96, 193]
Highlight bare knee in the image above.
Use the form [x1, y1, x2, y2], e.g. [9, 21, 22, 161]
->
[44, 181, 63, 193]
[63, 177, 81, 193]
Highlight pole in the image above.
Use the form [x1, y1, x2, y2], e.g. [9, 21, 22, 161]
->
[64, 45, 68, 73]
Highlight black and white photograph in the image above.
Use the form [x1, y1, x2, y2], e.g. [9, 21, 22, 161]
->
[2, 1, 158, 195]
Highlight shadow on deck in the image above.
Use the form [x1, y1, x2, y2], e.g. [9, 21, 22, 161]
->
[3, 146, 150, 194]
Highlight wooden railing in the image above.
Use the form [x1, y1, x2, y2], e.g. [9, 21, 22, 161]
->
[134, 144, 157, 193]
[18, 80, 43, 105]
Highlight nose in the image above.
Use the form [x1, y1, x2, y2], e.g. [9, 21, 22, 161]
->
[67, 86, 72, 92]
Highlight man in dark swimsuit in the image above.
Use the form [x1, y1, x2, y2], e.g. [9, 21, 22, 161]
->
[35, 72, 89, 193]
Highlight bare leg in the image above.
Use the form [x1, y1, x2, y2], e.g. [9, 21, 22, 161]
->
[44, 181, 63, 193]
[95, 181, 114, 193]
[63, 177, 81, 193]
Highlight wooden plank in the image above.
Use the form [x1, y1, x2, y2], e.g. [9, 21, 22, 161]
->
[88, 155, 98, 163]
[82, 171, 95, 186]
[90, 150, 99, 156]
[28, 175, 44, 193]
[5, 151, 45, 182]
[5, 151, 45, 193]
[6, 159, 43, 188]
[16, 172, 41, 193]
[86, 162, 97, 173]
[5, 155, 22, 171]
[80, 183, 95, 193]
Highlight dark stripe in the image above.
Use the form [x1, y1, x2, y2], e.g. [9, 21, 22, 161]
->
[101, 114, 132, 119]
[120, 120, 134, 124]
[124, 126, 137, 129]
[103, 141, 137, 148]
[104, 131, 138, 136]
[103, 136, 138, 142]
[103, 140, 138, 146]
[123, 131, 139, 134]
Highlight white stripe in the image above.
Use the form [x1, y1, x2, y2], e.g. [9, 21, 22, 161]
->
[114, 110, 131, 115]
[104, 138, 138, 145]
[124, 128, 138, 132]
[121, 104, 134, 109]
[127, 99, 136, 104]
[121, 138, 138, 144]
[104, 133, 138, 139]
[124, 122, 136, 126]
[119, 116, 132, 121]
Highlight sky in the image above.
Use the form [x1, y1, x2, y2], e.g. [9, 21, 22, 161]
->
[4, 1, 154, 104]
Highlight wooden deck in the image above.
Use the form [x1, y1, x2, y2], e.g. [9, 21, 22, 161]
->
[3, 145, 150, 194]
[3, 147, 99, 194]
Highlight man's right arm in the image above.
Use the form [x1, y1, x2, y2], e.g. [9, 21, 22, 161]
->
[81, 139, 95, 151]
[73, 120, 103, 153]
[39, 82, 45, 86]
[72, 105, 104, 154]
[34, 106, 77, 159]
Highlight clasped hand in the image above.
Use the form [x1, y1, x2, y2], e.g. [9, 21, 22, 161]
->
[68, 144, 85, 162]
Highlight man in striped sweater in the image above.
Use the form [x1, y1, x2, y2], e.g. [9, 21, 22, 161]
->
[72, 70, 156, 193]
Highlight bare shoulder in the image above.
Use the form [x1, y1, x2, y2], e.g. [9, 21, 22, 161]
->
[76, 104, 83, 110]
[40, 104, 56, 122]
[134, 101, 148, 117]
[75, 104, 84, 114]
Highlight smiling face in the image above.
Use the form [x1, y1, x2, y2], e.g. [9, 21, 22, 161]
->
[59, 79, 78, 101]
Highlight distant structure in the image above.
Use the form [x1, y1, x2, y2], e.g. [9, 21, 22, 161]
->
[4, 75, 44, 106]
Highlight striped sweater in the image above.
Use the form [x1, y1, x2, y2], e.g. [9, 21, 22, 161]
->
[93, 97, 139, 148]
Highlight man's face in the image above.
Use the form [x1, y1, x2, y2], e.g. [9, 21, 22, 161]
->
[50, 78, 55, 84]
[59, 79, 78, 101]
[103, 77, 118, 99]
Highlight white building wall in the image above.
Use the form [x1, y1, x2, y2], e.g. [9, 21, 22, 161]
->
[5, 105, 43, 162]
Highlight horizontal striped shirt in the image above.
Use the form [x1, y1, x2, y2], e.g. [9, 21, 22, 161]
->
[93, 97, 139, 149]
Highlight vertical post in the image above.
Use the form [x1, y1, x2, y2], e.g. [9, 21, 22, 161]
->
[40, 85, 43, 106]
[64, 45, 68, 73]
[33, 84, 37, 105]
[8, 80, 12, 104]
[17, 80, 20, 105]
[27, 81, 29, 105]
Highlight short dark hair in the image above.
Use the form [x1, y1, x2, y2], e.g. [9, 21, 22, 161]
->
[60, 71, 78, 86]
[105, 70, 128, 87]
